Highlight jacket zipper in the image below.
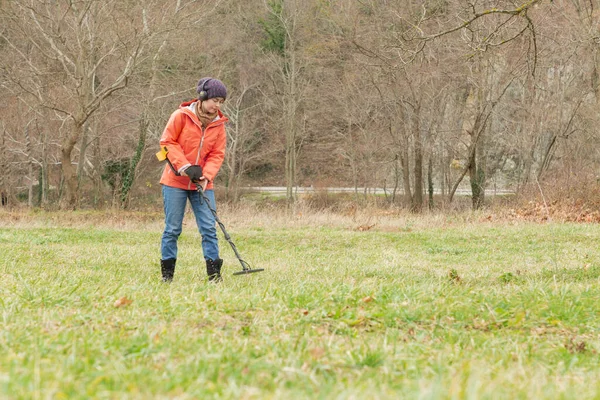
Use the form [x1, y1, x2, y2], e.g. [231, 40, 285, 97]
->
[186, 107, 223, 189]
[188, 126, 206, 190]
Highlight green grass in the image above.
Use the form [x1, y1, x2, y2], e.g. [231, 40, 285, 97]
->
[2, 211, 600, 399]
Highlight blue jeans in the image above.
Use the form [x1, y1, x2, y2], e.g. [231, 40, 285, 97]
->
[161, 185, 219, 261]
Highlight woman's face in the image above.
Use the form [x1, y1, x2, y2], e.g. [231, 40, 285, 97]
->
[202, 97, 225, 114]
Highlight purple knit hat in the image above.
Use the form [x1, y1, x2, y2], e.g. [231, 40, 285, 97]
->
[196, 77, 227, 101]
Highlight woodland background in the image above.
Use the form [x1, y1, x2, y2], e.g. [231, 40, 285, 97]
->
[1, 0, 599, 212]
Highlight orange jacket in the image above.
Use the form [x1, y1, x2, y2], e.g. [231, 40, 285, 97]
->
[159, 100, 228, 190]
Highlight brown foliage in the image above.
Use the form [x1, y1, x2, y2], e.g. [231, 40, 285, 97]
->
[495, 179, 600, 223]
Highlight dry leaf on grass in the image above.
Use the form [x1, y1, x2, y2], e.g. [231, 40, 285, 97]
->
[310, 347, 325, 359]
[114, 296, 133, 308]
[361, 296, 374, 303]
[356, 224, 376, 231]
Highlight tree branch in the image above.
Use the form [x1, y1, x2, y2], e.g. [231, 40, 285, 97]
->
[424, 0, 544, 41]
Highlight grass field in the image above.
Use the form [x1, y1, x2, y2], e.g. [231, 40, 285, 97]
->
[1, 208, 600, 399]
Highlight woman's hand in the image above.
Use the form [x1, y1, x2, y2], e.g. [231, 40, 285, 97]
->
[183, 165, 203, 182]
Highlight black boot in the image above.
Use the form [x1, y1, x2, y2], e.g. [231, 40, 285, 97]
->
[206, 258, 223, 282]
[161, 258, 176, 282]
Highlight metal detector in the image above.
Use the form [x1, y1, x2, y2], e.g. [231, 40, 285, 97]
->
[156, 146, 264, 276]
[193, 182, 264, 275]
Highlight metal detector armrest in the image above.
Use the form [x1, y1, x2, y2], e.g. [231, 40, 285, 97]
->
[155, 146, 180, 176]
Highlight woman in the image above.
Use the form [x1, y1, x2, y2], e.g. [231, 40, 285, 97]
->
[158, 77, 228, 282]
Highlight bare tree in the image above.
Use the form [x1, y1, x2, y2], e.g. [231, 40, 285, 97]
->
[0, 0, 599, 210]
[260, 0, 310, 205]
[223, 84, 271, 201]
[1, 0, 156, 208]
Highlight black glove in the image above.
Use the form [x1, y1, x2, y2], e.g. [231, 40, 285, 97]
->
[185, 165, 203, 183]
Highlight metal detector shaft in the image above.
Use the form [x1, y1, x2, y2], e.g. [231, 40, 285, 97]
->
[195, 183, 264, 275]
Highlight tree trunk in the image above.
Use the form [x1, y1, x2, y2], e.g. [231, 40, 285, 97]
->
[285, 129, 297, 204]
[41, 129, 49, 206]
[0, 125, 7, 206]
[25, 122, 34, 207]
[226, 105, 240, 202]
[392, 154, 400, 203]
[398, 129, 412, 206]
[469, 145, 485, 209]
[120, 115, 147, 208]
[284, 57, 299, 206]
[412, 110, 423, 212]
[77, 119, 90, 189]
[428, 157, 434, 210]
[593, 42, 600, 102]
[441, 147, 447, 197]
[60, 120, 84, 209]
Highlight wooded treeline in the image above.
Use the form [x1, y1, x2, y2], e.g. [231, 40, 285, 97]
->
[1, 0, 599, 211]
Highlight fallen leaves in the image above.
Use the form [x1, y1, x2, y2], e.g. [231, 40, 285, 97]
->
[355, 223, 376, 231]
[113, 296, 133, 308]
[361, 296, 374, 303]
[565, 338, 589, 354]
[309, 347, 325, 359]
[498, 199, 600, 223]
[448, 269, 461, 284]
